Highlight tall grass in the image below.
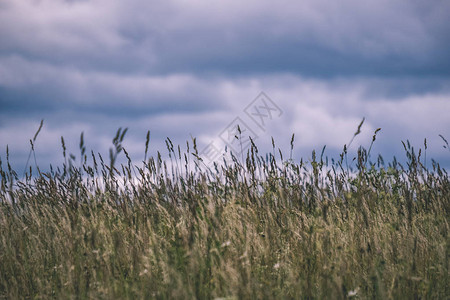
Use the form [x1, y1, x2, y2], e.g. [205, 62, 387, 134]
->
[0, 126, 449, 299]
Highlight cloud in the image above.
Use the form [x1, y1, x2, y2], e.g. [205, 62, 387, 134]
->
[2, 73, 449, 172]
[0, 55, 227, 117]
[1, 0, 449, 76]
[0, 0, 449, 173]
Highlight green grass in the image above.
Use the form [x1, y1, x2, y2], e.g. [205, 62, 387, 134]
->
[0, 127, 449, 299]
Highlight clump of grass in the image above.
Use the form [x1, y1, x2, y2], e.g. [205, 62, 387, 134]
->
[0, 125, 448, 299]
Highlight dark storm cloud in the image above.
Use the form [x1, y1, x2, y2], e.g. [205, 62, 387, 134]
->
[0, 0, 449, 173]
[0, 55, 227, 118]
[1, 0, 449, 77]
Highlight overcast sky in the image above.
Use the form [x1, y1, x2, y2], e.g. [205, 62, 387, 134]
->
[1, 0, 449, 173]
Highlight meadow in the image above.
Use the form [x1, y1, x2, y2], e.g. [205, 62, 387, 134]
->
[0, 125, 449, 299]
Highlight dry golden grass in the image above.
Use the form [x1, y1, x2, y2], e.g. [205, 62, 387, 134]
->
[0, 128, 448, 299]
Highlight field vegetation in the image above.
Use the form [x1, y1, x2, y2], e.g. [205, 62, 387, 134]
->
[0, 123, 449, 299]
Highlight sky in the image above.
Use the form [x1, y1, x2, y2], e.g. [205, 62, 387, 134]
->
[1, 0, 449, 174]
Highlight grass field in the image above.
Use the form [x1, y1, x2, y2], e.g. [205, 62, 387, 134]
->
[0, 126, 449, 299]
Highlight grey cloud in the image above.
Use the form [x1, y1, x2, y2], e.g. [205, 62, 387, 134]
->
[1, 0, 449, 77]
[0, 56, 227, 117]
[1, 0, 450, 173]
[1, 75, 450, 173]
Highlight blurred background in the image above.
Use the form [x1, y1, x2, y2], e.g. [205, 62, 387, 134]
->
[1, 0, 449, 173]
